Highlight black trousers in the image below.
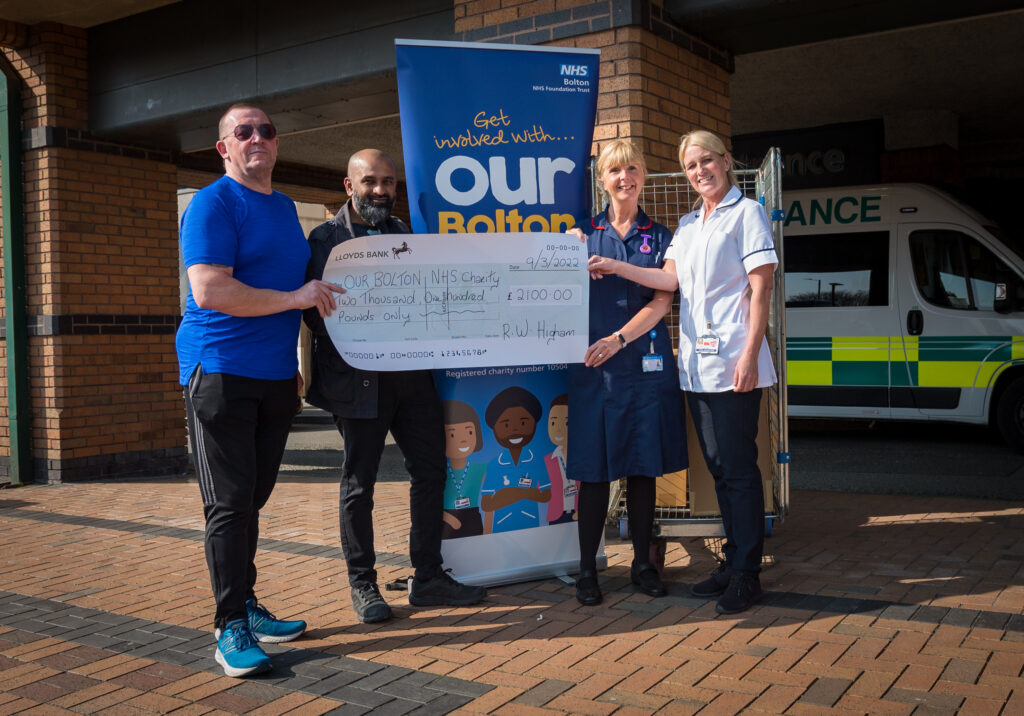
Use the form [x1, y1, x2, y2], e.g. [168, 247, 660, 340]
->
[335, 371, 445, 586]
[686, 389, 764, 574]
[185, 366, 296, 631]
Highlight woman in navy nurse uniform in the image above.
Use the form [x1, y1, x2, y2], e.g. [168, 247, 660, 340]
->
[568, 139, 687, 606]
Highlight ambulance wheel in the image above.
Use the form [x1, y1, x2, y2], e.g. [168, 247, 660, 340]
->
[996, 376, 1024, 454]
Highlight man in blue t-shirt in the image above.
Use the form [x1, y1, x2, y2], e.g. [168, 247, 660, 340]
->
[177, 103, 342, 678]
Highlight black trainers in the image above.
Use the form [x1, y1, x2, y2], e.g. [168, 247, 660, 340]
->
[691, 562, 732, 598]
[715, 572, 763, 614]
[575, 569, 602, 606]
[631, 563, 667, 597]
[409, 570, 486, 607]
[351, 582, 392, 623]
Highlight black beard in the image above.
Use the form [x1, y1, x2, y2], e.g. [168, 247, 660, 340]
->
[354, 192, 395, 227]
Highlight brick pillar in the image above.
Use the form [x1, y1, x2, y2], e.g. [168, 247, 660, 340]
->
[2, 24, 186, 483]
[454, 0, 733, 172]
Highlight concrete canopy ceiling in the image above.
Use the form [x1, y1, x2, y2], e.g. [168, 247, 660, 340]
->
[174, 77, 406, 182]
[276, 114, 404, 178]
[0, 0, 180, 27]
[662, 0, 1024, 54]
[730, 10, 1024, 149]
[6, 0, 1021, 191]
[79, 0, 449, 185]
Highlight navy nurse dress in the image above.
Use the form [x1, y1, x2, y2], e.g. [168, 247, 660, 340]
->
[567, 209, 688, 483]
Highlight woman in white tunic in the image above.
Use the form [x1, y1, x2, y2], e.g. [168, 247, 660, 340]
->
[587, 130, 778, 614]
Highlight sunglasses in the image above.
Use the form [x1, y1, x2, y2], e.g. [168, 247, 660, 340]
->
[222, 123, 277, 142]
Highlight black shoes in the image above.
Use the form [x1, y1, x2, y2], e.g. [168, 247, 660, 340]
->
[352, 571, 484, 621]
[691, 562, 732, 598]
[631, 563, 667, 597]
[575, 570, 602, 605]
[715, 572, 763, 614]
[578, 564, 666, 603]
[409, 570, 486, 607]
[572, 563, 759, 612]
[351, 582, 392, 623]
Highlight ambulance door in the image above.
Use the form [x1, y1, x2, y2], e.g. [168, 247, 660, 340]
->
[784, 228, 898, 418]
[895, 223, 1019, 420]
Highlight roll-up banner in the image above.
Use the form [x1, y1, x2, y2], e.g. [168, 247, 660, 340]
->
[396, 39, 601, 586]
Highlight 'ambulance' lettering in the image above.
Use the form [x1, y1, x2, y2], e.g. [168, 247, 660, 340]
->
[784, 195, 883, 227]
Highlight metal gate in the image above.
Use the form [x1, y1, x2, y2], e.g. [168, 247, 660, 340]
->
[594, 148, 789, 538]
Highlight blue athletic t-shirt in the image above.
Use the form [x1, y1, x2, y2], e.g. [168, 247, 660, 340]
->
[176, 175, 310, 385]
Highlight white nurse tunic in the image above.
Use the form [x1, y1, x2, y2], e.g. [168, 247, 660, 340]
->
[665, 185, 779, 393]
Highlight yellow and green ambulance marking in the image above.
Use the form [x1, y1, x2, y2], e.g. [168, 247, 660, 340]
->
[787, 336, 1024, 388]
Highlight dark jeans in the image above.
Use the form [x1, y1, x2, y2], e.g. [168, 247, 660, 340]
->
[185, 366, 296, 631]
[686, 389, 764, 574]
[335, 371, 445, 586]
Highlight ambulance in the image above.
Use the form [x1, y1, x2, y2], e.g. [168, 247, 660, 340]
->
[781, 184, 1024, 451]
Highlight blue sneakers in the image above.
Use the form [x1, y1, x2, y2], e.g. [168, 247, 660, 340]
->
[245, 598, 306, 643]
[215, 619, 271, 678]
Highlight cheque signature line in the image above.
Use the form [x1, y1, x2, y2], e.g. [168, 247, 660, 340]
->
[419, 308, 490, 319]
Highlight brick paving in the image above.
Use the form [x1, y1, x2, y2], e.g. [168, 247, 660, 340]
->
[1, 436, 1022, 714]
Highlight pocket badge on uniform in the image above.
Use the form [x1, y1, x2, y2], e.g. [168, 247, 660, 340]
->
[696, 322, 720, 355]
[641, 329, 663, 372]
[518, 476, 532, 488]
[695, 335, 720, 355]
[642, 354, 663, 372]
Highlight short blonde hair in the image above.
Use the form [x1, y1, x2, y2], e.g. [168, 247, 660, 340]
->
[678, 130, 738, 188]
[596, 139, 647, 180]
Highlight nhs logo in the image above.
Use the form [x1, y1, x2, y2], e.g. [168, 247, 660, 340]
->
[559, 64, 589, 77]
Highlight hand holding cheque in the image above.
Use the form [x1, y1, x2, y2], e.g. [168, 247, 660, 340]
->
[320, 232, 589, 370]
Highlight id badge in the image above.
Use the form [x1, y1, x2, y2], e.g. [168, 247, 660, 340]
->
[564, 481, 578, 497]
[641, 354, 664, 372]
[695, 334, 719, 355]
[454, 497, 471, 509]
[518, 477, 532, 488]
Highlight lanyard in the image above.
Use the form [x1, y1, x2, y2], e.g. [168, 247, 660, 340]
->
[447, 463, 469, 499]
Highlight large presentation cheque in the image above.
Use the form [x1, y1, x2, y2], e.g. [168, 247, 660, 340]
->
[321, 233, 589, 370]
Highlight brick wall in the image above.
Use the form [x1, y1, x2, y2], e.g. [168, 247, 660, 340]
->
[589, 26, 731, 174]
[2, 24, 187, 482]
[8, 23, 88, 131]
[453, 0, 733, 174]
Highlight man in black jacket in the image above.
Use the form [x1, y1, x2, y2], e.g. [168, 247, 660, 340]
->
[304, 149, 485, 623]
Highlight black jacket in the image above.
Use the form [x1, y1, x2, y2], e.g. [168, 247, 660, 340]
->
[303, 201, 411, 419]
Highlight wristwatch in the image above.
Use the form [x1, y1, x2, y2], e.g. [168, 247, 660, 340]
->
[613, 331, 627, 347]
